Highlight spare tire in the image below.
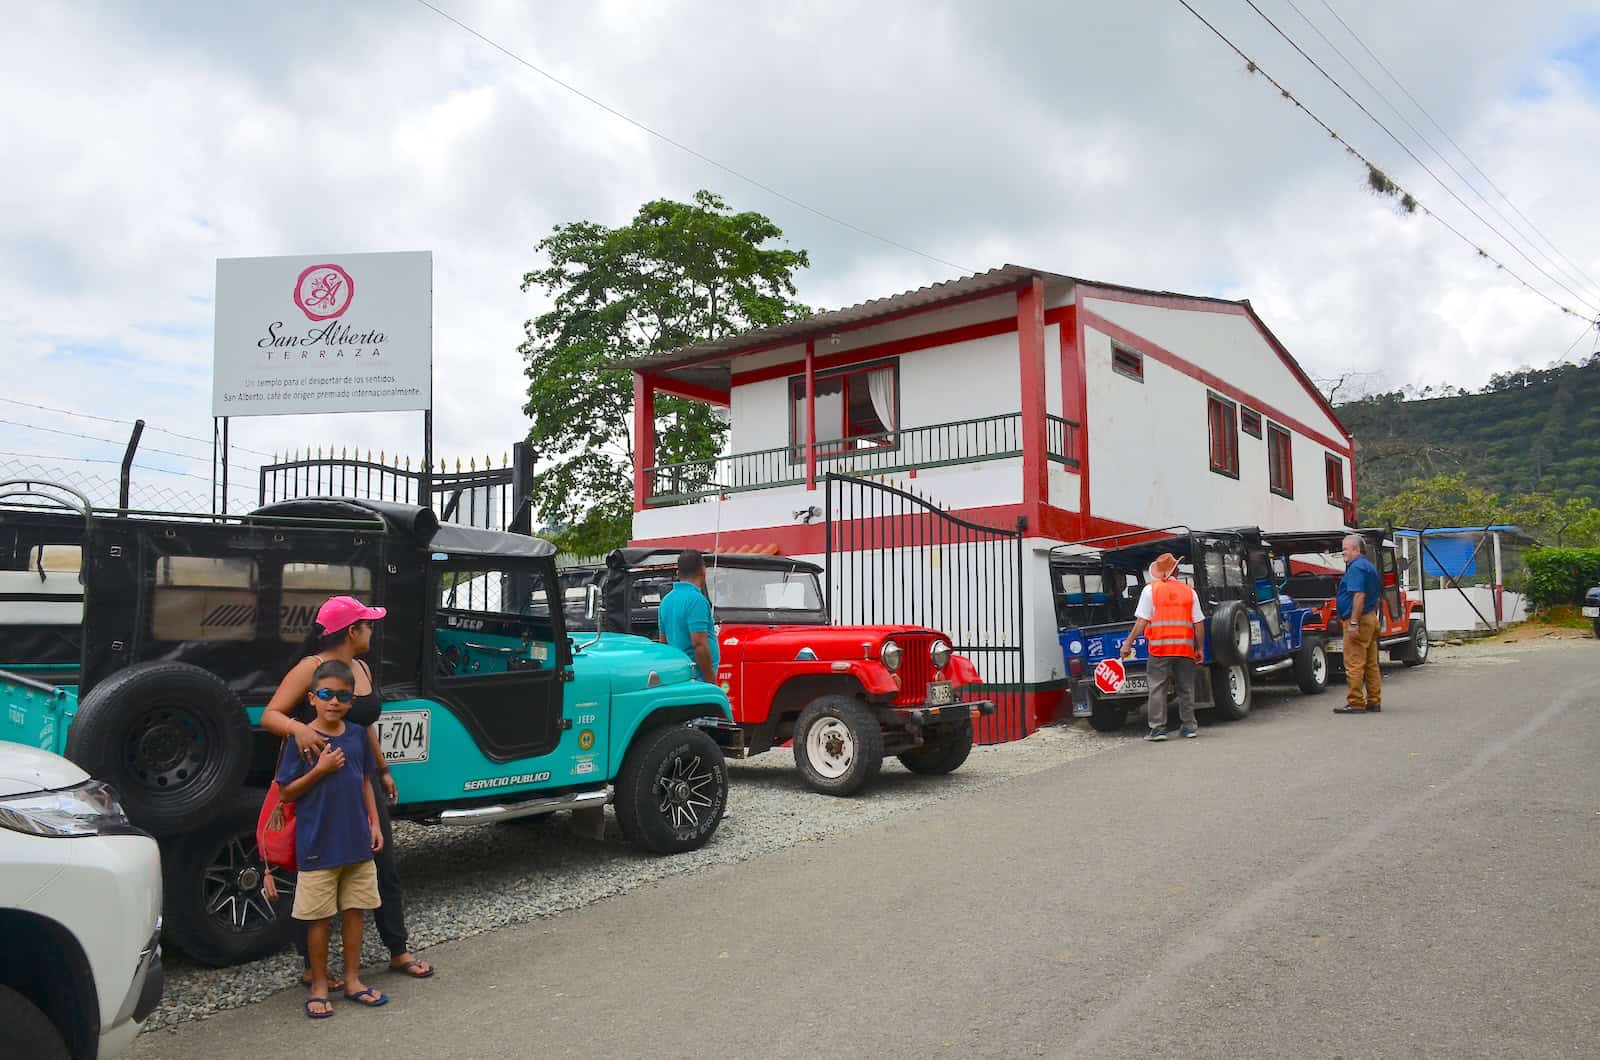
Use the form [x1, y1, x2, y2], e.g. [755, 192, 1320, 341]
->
[66, 662, 251, 836]
[1209, 601, 1250, 665]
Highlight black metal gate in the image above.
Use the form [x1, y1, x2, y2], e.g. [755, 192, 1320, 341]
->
[823, 473, 1026, 744]
[258, 442, 535, 533]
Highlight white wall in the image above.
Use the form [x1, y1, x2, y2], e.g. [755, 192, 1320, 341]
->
[1082, 297, 1346, 443]
[1083, 323, 1349, 533]
[1418, 587, 1528, 635]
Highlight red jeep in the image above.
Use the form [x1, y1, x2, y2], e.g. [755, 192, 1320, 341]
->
[1262, 529, 1429, 669]
[579, 549, 994, 796]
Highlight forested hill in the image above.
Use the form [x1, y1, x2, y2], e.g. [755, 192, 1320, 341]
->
[1337, 356, 1600, 508]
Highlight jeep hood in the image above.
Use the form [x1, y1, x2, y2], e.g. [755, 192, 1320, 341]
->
[719, 623, 946, 663]
[574, 632, 697, 688]
[0, 744, 89, 798]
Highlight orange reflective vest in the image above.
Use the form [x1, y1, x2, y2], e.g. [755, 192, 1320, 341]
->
[1147, 579, 1198, 658]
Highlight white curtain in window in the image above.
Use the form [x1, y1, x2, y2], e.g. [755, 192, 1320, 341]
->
[866, 367, 897, 432]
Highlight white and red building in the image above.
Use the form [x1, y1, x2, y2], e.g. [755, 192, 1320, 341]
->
[623, 265, 1356, 734]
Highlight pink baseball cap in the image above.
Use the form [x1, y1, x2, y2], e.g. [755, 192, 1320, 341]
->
[315, 595, 387, 634]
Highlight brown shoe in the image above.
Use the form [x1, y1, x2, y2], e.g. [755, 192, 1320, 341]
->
[1367, 703, 1381, 713]
[1332, 706, 1368, 714]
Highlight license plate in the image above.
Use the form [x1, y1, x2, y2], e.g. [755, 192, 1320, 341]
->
[1584, 606, 1599, 618]
[926, 681, 957, 706]
[1121, 674, 1148, 695]
[375, 710, 430, 764]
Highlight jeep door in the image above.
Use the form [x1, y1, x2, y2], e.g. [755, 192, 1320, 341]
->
[426, 558, 565, 764]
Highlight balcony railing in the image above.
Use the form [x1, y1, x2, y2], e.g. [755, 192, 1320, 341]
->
[645, 412, 1080, 507]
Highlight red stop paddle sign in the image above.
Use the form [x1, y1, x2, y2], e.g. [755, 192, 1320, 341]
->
[1093, 658, 1127, 695]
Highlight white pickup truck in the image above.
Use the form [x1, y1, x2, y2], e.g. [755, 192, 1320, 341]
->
[0, 744, 163, 1059]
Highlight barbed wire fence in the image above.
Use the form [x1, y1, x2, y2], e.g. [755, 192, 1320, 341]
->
[0, 457, 250, 514]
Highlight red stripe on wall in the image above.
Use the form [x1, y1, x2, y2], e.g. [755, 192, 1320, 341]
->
[1078, 308, 1354, 458]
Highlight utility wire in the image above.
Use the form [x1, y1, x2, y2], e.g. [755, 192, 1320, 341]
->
[1560, 318, 1597, 362]
[1316, 0, 1600, 302]
[1279, 0, 1600, 308]
[1174, 0, 1598, 325]
[0, 418, 259, 475]
[411, 0, 973, 276]
[1243, 0, 1600, 316]
[0, 395, 277, 459]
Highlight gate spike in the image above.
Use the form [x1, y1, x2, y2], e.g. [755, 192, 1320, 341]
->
[379, 449, 386, 465]
[341, 446, 347, 459]
[405, 455, 411, 470]
[455, 458, 462, 472]
[365, 449, 372, 462]
[470, 457, 476, 472]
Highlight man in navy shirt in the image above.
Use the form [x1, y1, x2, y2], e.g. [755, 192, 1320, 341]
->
[659, 549, 718, 683]
[1333, 534, 1384, 714]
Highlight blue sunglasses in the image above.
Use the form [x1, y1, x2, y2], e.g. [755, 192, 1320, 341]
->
[312, 689, 354, 703]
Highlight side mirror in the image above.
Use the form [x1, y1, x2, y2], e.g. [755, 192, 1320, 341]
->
[586, 582, 602, 621]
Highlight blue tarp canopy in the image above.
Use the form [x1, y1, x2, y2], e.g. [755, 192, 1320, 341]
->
[1394, 527, 1522, 579]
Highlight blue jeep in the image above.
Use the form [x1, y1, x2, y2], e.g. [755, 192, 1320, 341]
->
[1049, 528, 1329, 732]
[0, 482, 733, 966]
[1586, 585, 1600, 638]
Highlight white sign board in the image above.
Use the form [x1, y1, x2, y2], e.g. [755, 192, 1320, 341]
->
[213, 251, 432, 417]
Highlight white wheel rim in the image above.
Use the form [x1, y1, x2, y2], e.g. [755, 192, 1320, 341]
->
[1416, 628, 1429, 658]
[1234, 620, 1250, 656]
[1228, 666, 1247, 704]
[1311, 646, 1326, 683]
[805, 718, 855, 779]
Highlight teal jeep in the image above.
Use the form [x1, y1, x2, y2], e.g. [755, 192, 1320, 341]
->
[0, 482, 732, 966]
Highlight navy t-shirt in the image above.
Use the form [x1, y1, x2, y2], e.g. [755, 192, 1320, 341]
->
[1337, 555, 1383, 620]
[275, 723, 375, 871]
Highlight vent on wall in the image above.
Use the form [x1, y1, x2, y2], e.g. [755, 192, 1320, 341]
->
[1241, 406, 1263, 438]
[1111, 346, 1143, 382]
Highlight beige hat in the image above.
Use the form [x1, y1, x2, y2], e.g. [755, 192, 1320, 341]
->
[1150, 553, 1179, 580]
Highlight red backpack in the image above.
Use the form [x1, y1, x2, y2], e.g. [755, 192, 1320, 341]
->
[256, 743, 297, 872]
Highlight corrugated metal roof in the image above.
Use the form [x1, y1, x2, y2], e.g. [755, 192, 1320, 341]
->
[620, 264, 1066, 374]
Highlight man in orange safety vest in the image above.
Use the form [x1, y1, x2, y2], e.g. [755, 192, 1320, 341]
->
[1120, 552, 1207, 741]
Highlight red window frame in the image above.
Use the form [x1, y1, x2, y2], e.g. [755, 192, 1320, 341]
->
[788, 360, 899, 461]
[1267, 422, 1293, 498]
[1325, 453, 1347, 506]
[1207, 393, 1239, 478]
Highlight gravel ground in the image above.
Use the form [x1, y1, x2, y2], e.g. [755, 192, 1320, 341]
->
[145, 722, 1135, 1032]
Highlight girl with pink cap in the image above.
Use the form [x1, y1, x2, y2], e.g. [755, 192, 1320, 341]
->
[262, 595, 437, 988]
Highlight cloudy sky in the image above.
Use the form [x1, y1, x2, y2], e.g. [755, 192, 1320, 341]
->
[3, 0, 1598, 510]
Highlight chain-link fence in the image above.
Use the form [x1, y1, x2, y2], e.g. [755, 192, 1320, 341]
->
[0, 457, 240, 514]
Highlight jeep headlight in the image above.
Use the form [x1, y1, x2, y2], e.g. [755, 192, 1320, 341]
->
[930, 640, 953, 669]
[0, 779, 130, 838]
[880, 639, 902, 672]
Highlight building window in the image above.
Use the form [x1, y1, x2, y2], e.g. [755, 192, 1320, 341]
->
[1325, 453, 1347, 506]
[789, 361, 898, 461]
[1240, 406, 1263, 438]
[1267, 423, 1293, 498]
[1112, 345, 1144, 382]
[1207, 393, 1239, 478]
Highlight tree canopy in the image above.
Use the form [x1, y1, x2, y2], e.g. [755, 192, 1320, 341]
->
[519, 191, 811, 554]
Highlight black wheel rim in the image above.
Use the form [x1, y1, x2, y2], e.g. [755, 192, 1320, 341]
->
[202, 833, 291, 934]
[124, 702, 220, 795]
[653, 752, 718, 831]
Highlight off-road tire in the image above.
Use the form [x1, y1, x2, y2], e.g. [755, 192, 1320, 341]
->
[793, 695, 884, 796]
[1208, 663, 1253, 721]
[0, 986, 69, 1060]
[1593, 619, 1600, 639]
[615, 724, 727, 854]
[897, 714, 974, 775]
[1209, 602, 1250, 666]
[1293, 638, 1329, 694]
[1088, 697, 1129, 733]
[1398, 620, 1430, 667]
[161, 787, 293, 967]
[66, 661, 251, 837]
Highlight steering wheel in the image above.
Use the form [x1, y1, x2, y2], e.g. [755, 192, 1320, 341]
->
[436, 643, 459, 678]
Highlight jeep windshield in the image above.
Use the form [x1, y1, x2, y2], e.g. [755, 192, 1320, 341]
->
[705, 563, 825, 623]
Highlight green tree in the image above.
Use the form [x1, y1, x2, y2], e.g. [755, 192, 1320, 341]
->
[1364, 473, 1510, 529]
[519, 191, 811, 554]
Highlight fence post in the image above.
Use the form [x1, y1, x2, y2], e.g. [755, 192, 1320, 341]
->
[118, 419, 145, 513]
[510, 441, 534, 535]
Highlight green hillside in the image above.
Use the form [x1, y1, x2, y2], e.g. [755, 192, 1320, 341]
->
[1338, 356, 1600, 510]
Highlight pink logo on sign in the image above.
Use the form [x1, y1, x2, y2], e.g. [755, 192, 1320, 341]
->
[1093, 658, 1127, 695]
[293, 263, 355, 322]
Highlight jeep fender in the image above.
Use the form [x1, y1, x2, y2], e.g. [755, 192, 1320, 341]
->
[943, 654, 982, 688]
[608, 683, 733, 777]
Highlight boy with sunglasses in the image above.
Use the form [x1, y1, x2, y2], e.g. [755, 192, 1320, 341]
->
[274, 658, 386, 1018]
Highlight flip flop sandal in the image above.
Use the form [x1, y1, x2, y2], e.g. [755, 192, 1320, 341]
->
[1332, 706, 1368, 714]
[305, 998, 334, 1020]
[390, 959, 434, 979]
[345, 987, 389, 1008]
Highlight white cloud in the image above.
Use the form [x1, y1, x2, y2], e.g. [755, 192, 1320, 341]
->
[1, 0, 1597, 505]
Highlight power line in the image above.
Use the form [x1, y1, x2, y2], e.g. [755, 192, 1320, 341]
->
[0, 395, 277, 459]
[1560, 318, 1597, 362]
[411, 0, 974, 276]
[1174, 0, 1598, 326]
[1243, 0, 1600, 316]
[0, 418, 259, 475]
[1316, 0, 1600, 302]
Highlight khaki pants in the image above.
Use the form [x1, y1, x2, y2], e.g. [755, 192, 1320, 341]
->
[1147, 655, 1198, 730]
[1343, 612, 1381, 709]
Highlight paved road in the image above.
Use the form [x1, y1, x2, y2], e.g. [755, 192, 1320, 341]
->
[136, 641, 1599, 1059]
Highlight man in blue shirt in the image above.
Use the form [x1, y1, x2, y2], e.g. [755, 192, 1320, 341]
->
[1333, 534, 1384, 714]
[659, 549, 718, 683]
